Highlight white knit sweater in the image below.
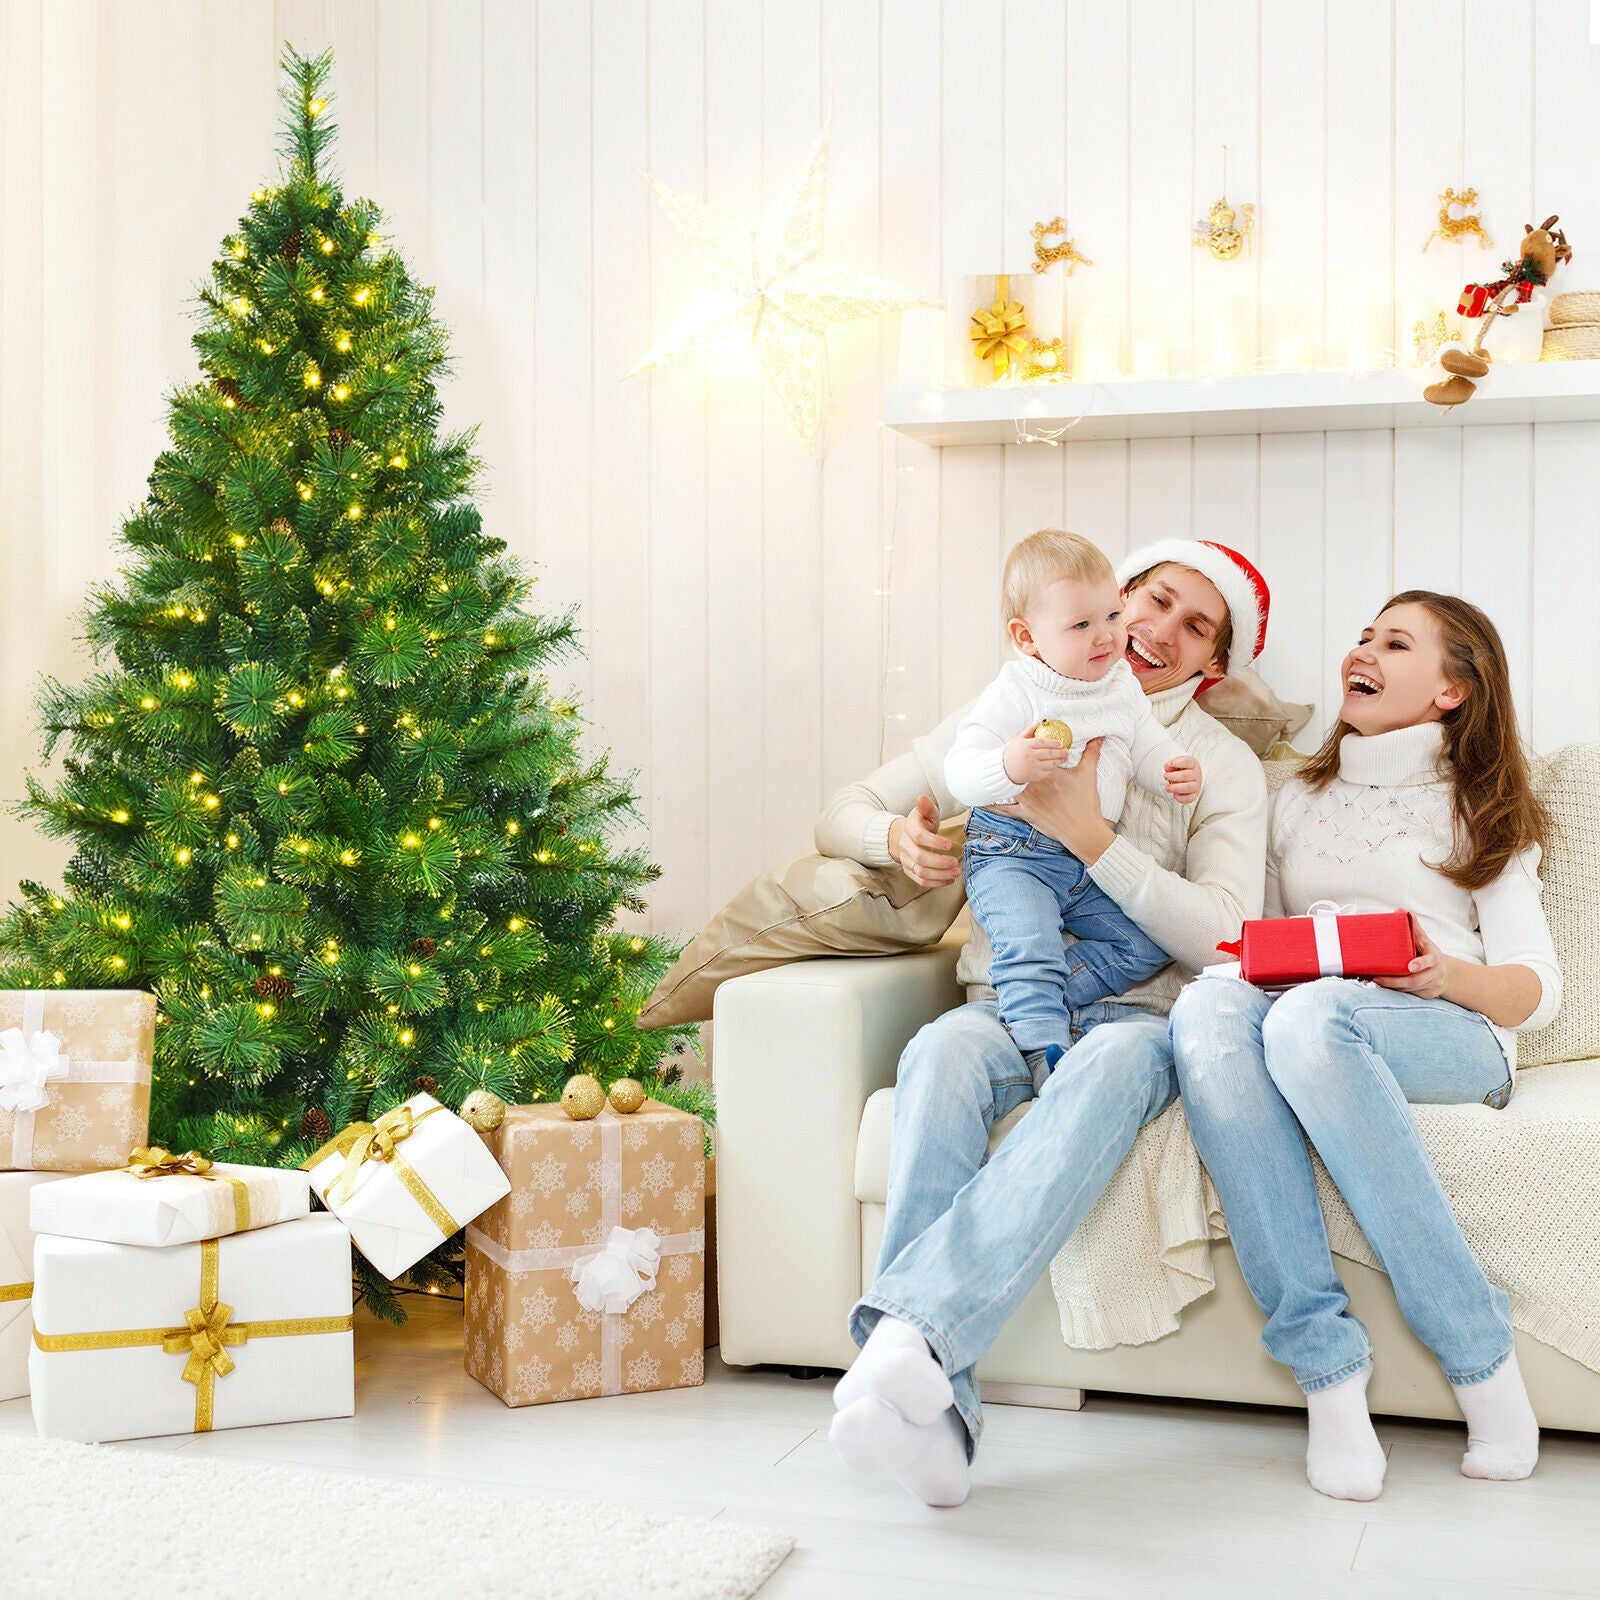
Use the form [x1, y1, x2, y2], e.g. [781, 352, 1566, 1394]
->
[816, 678, 1268, 1014]
[945, 656, 1187, 822]
[1269, 720, 1562, 1067]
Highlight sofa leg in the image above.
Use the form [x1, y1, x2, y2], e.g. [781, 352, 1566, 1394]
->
[779, 1365, 836, 1381]
[980, 1381, 1086, 1411]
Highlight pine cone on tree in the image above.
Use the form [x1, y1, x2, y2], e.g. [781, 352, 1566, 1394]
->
[282, 227, 303, 263]
[411, 1074, 438, 1095]
[327, 427, 352, 448]
[254, 973, 294, 1001]
[300, 1107, 332, 1144]
[271, 517, 293, 536]
[409, 937, 436, 958]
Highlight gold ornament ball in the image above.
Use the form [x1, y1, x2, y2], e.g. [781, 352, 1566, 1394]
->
[459, 1089, 506, 1135]
[561, 1073, 607, 1121]
[1035, 718, 1073, 751]
[608, 1077, 646, 1114]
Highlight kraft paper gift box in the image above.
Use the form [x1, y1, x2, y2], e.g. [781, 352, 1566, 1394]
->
[464, 1101, 706, 1406]
[0, 990, 154, 1171]
[1213, 903, 1419, 989]
[1, 1171, 70, 1400]
[30, 1149, 310, 1248]
[303, 1092, 511, 1280]
[30, 1212, 354, 1443]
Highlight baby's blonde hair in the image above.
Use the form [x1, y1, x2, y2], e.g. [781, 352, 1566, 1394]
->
[1001, 529, 1115, 622]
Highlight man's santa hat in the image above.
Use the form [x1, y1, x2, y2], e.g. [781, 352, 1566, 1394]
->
[1115, 539, 1270, 673]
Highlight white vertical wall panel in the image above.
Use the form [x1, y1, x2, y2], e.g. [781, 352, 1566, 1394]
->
[3, 0, 1600, 936]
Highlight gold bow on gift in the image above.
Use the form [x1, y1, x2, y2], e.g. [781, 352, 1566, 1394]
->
[304, 1104, 458, 1237]
[970, 275, 1031, 379]
[126, 1144, 252, 1234]
[33, 1237, 352, 1433]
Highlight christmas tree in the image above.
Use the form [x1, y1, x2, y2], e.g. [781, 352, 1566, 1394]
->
[0, 47, 699, 1315]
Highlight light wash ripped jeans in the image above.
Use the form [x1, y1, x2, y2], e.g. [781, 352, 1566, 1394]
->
[849, 997, 1177, 1455]
[1169, 976, 1515, 1394]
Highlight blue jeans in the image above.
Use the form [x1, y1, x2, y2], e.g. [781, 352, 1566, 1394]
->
[1169, 976, 1516, 1393]
[849, 998, 1177, 1455]
[963, 809, 1171, 1057]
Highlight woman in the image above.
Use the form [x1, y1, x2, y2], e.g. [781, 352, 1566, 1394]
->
[818, 538, 1271, 1505]
[1170, 591, 1560, 1503]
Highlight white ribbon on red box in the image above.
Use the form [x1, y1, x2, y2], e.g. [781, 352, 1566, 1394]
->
[1307, 900, 1352, 978]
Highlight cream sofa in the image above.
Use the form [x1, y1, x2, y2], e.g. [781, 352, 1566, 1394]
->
[713, 749, 1600, 1432]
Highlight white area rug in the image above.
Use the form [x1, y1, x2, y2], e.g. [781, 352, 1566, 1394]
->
[2, 1431, 793, 1599]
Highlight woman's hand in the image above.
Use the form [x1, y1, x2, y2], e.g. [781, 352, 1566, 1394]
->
[887, 795, 961, 888]
[1373, 921, 1450, 1000]
[993, 737, 1116, 865]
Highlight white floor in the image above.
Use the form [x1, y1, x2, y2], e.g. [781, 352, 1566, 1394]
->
[6, 1296, 1599, 1599]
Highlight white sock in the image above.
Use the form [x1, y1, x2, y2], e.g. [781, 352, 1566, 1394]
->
[1305, 1369, 1387, 1502]
[1454, 1351, 1539, 1481]
[833, 1315, 953, 1426]
[829, 1397, 970, 1507]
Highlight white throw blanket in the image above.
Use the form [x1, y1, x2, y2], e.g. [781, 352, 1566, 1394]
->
[1048, 1058, 1600, 1373]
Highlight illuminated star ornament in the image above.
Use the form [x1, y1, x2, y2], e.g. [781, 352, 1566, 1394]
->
[630, 124, 931, 453]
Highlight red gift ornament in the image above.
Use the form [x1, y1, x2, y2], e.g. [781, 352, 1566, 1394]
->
[1216, 902, 1419, 989]
[1457, 283, 1491, 318]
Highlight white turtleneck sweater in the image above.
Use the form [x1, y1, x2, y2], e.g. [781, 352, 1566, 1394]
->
[816, 678, 1268, 1015]
[944, 655, 1187, 823]
[1269, 720, 1562, 1068]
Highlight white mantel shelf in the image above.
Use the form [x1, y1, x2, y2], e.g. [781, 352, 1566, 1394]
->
[883, 360, 1600, 445]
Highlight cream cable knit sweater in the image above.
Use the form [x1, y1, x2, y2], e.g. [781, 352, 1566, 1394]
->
[1269, 719, 1562, 1068]
[816, 678, 1268, 1013]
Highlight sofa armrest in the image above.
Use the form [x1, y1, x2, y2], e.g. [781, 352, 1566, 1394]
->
[713, 941, 965, 1370]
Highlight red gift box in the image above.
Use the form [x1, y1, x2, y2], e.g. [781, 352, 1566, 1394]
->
[1217, 903, 1418, 988]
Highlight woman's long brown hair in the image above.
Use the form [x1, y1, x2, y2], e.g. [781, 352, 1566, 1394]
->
[1298, 591, 1548, 890]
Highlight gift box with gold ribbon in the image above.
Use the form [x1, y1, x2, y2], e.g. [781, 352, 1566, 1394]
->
[302, 1091, 510, 1280]
[29, 1146, 310, 1248]
[1, 1171, 69, 1400]
[464, 1101, 705, 1407]
[29, 1213, 354, 1442]
[0, 990, 154, 1172]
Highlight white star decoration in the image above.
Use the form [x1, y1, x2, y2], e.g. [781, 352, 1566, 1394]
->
[630, 123, 931, 453]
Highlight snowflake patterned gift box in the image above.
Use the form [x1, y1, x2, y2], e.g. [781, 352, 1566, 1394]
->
[302, 1092, 511, 1280]
[0, 1172, 70, 1400]
[0, 990, 154, 1173]
[464, 1101, 706, 1406]
[29, 1213, 355, 1443]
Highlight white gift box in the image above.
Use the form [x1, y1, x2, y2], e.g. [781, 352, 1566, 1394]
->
[303, 1092, 510, 1280]
[30, 1213, 354, 1443]
[30, 1157, 310, 1248]
[1, 1171, 69, 1400]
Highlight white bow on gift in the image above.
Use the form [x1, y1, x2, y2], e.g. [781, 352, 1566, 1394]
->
[570, 1226, 663, 1315]
[0, 1028, 67, 1113]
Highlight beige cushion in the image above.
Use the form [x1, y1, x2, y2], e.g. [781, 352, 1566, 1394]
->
[1196, 664, 1314, 756]
[638, 822, 967, 1029]
[1520, 743, 1600, 1067]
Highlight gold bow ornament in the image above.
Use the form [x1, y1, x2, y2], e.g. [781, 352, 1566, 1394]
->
[970, 275, 1032, 380]
[303, 1100, 459, 1239]
[33, 1234, 352, 1434]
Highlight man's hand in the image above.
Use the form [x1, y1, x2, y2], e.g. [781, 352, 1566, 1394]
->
[994, 737, 1116, 865]
[887, 795, 961, 888]
[1003, 727, 1071, 787]
[1373, 921, 1450, 1000]
[1164, 754, 1202, 805]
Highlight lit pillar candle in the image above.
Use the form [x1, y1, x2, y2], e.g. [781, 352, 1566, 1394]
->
[1131, 337, 1169, 380]
[897, 306, 946, 390]
[1205, 293, 1253, 375]
[1071, 309, 1122, 380]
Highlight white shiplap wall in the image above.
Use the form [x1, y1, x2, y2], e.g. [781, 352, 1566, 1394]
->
[2, 0, 1598, 939]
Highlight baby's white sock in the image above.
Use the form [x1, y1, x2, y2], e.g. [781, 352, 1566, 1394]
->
[1304, 1369, 1387, 1502]
[1454, 1351, 1539, 1481]
[833, 1315, 953, 1425]
[829, 1397, 970, 1507]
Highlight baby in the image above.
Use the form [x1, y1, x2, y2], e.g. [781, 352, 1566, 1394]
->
[946, 529, 1200, 1077]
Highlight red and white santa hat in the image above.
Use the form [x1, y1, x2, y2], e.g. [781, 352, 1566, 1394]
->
[1115, 539, 1270, 672]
